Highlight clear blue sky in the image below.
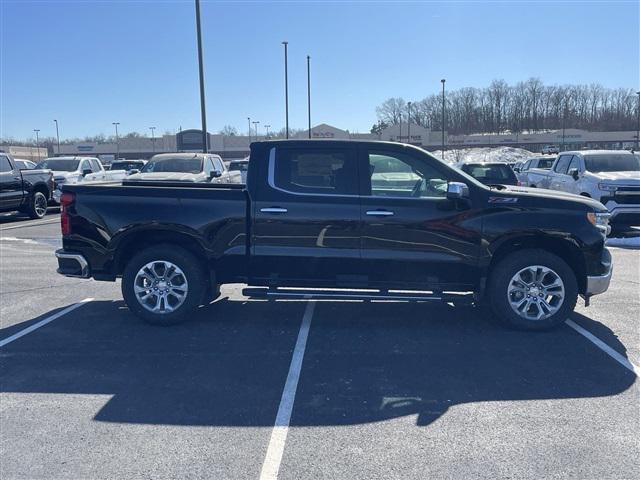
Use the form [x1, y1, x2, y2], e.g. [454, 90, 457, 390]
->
[1, 0, 638, 141]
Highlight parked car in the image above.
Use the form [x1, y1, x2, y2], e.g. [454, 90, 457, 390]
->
[228, 158, 249, 183]
[459, 162, 519, 186]
[56, 140, 612, 331]
[529, 150, 640, 230]
[110, 159, 147, 175]
[517, 156, 556, 186]
[127, 153, 242, 184]
[0, 152, 54, 219]
[14, 159, 37, 170]
[36, 156, 127, 204]
[512, 161, 524, 173]
[541, 145, 560, 155]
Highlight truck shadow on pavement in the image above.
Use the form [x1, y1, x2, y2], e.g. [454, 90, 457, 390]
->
[0, 298, 636, 428]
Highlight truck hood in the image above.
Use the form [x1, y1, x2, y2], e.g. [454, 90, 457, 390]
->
[127, 172, 201, 182]
[590, 171, 640, 183]
[498, 185, 606, 211]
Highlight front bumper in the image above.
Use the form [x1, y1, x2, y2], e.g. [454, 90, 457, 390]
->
[52, 188, 62, 204]
[603, 200, 640, 227]
[55, 249, 90, 278]
[585, 247, 613, 296]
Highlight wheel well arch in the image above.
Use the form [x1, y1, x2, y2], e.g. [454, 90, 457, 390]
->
[113, 229, 209, 276]
[32, 182, 50, 197]
[488, 235, 587, 293]
[579, 192, 591, 197]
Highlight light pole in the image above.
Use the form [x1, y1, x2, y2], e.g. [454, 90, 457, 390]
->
[441, 79, 446, 155]
[307, 55, 311, 138]
[252, 121, 260, 139]
[53, 119, 60, 156]
[398, 112, 402, 142]
[33, 129, 40, 162]
[247, 117, 251, 142]
[149, 126, 156, 153]
[282, 41, 289, 139]
[562, 99, 567, 151]
[195, 0, 208, 153]
[407, 102, 412, 144]
[264, 124, 271, 138]
[112, 122, 120, 159]
[636, 91, 640, 150]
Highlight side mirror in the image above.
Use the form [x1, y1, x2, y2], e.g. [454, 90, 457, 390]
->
[209, 170, 222, 180]
[447, 182, 469, 200]
[568, 168, 580, 180]
[82, 169, 92, 176]
[129, 169, 140, 175]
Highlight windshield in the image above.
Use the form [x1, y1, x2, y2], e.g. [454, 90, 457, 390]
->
[36, 159, 80, 171]
[463, 164, 516, 181]
[229, 162, 248, 172]
[584, 154, 640, 172]
[141, 157, 203, 174]
[112, 161, 143, 170]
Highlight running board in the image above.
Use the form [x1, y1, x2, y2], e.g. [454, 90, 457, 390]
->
[242, 287, 473, 303]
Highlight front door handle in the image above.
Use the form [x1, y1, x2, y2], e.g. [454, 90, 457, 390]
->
[366, 210, 394, 216]
[260, 207, 288, 214]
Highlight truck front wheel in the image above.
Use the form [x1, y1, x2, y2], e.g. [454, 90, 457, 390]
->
[122, 245, 207, 325]
[488, 249, 578, 331]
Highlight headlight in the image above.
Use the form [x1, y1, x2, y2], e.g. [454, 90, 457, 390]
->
[587, 212, 611, 236]
[598, 183, 618, 192]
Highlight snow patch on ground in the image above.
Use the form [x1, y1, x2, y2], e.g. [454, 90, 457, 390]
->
[606, 236, 640, 249]
[433, 146, 534, 165]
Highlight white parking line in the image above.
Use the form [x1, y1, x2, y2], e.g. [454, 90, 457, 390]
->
[260, 300, 316, 480]
[565, 319, 638, 374]
[0, 219, 60, 231]
[0, 298, 93, 348]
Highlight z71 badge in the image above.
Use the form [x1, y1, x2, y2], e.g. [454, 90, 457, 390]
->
[488, 196, 519, 204]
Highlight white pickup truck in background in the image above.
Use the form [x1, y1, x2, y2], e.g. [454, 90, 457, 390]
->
[530, 150, 640, 230]
[517, 155, 556, 187]
[36, 156, 127, 203]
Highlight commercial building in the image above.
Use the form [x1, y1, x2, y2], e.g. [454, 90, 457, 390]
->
[0, 145, 49, 163]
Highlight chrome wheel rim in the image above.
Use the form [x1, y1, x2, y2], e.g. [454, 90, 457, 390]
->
[34, 194, 47, 217]
[134, 260, 188, 314]
[507, 265, 565, 321]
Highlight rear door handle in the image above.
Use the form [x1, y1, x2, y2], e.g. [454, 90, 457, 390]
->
[260, 207, 288, 214]
[366, 210, 394, 216]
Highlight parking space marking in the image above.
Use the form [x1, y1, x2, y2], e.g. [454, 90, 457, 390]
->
[0, 219, 60, 231]
[566, 319, 638, 374]
[260, 300, 316, 480]
[0, 298, 93, 348]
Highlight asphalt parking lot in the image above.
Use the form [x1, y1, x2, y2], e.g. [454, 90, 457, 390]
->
[1, 212, 638, 479]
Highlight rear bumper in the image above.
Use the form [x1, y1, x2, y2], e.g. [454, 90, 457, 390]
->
[585, 247, 612, 296]
[55, 249, 90, 278]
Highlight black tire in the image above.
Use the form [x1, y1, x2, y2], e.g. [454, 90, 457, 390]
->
[27, 191, 48, 219]
[122, 244, 207, 326]
[488, 249, 578, 331]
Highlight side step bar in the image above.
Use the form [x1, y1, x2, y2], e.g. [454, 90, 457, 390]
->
[242, 287, 473, 304]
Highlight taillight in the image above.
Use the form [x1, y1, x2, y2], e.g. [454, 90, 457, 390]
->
[60, 192, 75, 236]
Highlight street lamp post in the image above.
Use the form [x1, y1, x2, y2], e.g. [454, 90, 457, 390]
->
[112, 122, 120, 159]
[252, 121, 260, 140]
[441, 79, 446, 156]
[398, 113, 402, 142]
[247, 117, 251, 143]
[53, 120, 60, 156]
[636, 91, 640, 150]
[282, 41, 289, 139]
[407, 102, 412, 144]
[307, 55, 311, 138]
[33, 129, 40, 162]
[195, 0, 208, 153]
[264, 124, 271, 138]
[149, 126, 156, 153]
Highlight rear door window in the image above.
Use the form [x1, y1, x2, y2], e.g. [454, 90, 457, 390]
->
[0, 155, 13, 172]
[274, 148, 358, 195]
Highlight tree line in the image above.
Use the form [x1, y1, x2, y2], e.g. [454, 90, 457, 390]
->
[373, 78, 639, 136]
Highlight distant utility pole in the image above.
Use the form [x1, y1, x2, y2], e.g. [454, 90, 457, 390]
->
[53, 120, 60, 156]
[112, 122, 120, 158]
[441, 79, 446, 155]
[195, 0, 208, 153]
[264, 124, 271, 138]
[636, 91, 640, 150]
[398, 113, 402, 142]
[307, 55, 311, 138]
[407, 102, 412, 144]
[149, 126, 156, 153]
[282, 41, 289, 138]
[247, 117, 251, 142]
[33, 129, 40, 161]
[252, 121, 260, 139]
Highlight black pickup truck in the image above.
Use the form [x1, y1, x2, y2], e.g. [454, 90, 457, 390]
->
[56, 140, 613, 330]
[1, 152, 54, 219]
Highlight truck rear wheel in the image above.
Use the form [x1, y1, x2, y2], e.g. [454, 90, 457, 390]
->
[488, 249, 577, 331]
[27, 191, 48, 219]
[122, 245, 206, 326]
